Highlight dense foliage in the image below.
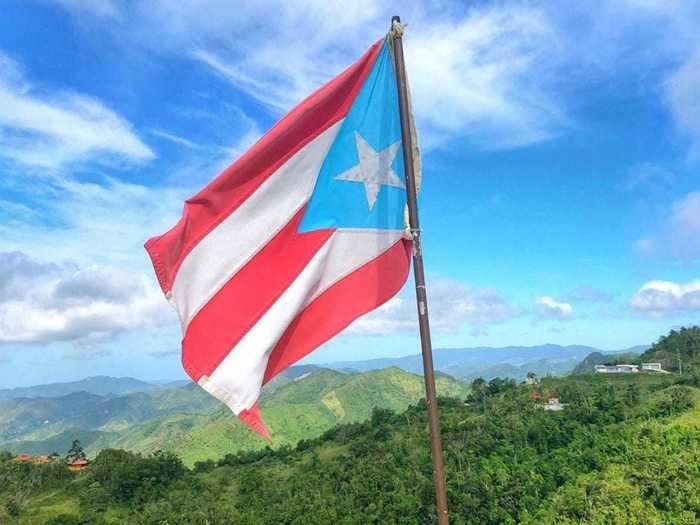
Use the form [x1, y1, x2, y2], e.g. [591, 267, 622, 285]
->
[1, 327, 699, 524]
[1, 372, 698, 524]
[641, 326, 700, 373]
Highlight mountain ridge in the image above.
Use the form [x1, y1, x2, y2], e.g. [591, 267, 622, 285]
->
[0, 366, 469, 466]
[322, 344, 649, 381]
[0, 376, 163, 401]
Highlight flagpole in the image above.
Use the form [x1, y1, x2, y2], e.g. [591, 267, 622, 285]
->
[390, 15, 449, 525]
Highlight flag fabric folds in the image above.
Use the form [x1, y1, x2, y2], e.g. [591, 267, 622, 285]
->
[145, 37, 413, 438]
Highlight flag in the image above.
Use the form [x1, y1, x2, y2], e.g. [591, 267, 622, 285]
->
[145, 36, 414, 438]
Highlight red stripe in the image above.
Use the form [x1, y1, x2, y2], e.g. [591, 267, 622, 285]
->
[181, 207, 333, 381]
[263, 239, 412, 384]
[144, 39, 384, 294]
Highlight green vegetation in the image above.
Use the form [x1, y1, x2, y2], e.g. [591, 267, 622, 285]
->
[2, 327, 698, 523]
[570, 351, 642, 374]
[641, 326, 700, 373]
[65, 441, 85, 463]
[2, 367, 469, 467]
[1, 370, 698, 523]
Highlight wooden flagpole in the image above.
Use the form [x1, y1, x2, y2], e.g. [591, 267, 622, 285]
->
[390, 15, 450, 525]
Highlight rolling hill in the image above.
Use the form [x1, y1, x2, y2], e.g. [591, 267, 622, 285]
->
[0, 367, 469, 466]
[2, 367, 697, 524]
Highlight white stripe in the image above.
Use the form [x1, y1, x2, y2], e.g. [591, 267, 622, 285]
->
[170, 120, 343, 329]
[198, 228, 403, 413]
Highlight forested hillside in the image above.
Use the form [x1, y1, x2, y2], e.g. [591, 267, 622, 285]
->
[641, 326, 700, 372]
[1, 370, 698, 524]
[1, 367, 469, 467]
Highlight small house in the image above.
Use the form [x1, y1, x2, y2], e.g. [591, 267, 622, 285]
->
[12, 454, 56, 464]
[543, 396, 566, 411]
[68, 459, 89, 471]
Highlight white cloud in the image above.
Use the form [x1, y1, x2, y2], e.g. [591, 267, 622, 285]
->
[192, 4, 568, 149]
[41, 1, 700, 155]
[0, 176, 187, 270]
[536, 296, 574, 320]
[664, 44, 700, 158]
[48, 1, 571, 151]
[630, 279, 700, 315]
[636, 191, 700, 259]
[0, 52, 153, 169]
[0, 251, 172, 345]
[149, 128, 199, 149]
[405, 6, 567, 149]
[349, 277, 516, 335]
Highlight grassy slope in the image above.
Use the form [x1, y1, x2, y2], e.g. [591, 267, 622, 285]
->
[97, 367, 469, 466]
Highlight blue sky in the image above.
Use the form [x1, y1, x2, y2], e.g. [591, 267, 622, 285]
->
[0, 1, 699, 388]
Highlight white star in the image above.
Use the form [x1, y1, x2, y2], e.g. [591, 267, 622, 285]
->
[334, 132, 404, 210]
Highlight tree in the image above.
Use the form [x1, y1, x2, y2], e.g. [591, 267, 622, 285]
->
[470, 377, 488, 410]
[5, 496, 20, 517]
[65, 440, 86, 463]
[624, 383, 640, 407]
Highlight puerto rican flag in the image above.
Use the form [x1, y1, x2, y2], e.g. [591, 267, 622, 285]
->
[145, 36, 414, 438]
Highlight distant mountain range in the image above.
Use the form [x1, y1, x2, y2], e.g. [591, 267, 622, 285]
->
[324, 344, 649, 382]
[0, 344, 648, 403]
[0, 376, 177, 400]
[0, 366, 468, 466]
[0, 343, 654, 466]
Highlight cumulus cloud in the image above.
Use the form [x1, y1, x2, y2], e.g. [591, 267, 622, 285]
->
[535, 296, 574, 320]
[0, 52, 153, 169]
[630, 279, 700, 316]
[349, 277, 517, 336]
[636, 192, 700, 259]
[0, 251, 172, 345]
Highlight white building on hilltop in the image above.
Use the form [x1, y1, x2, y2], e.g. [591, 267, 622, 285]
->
[641, 362, 667, 373]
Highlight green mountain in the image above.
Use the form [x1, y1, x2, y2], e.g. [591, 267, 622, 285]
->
[0, 367, 469, 466]
[640, 326, 700, 372]
[570, 351, 642, 375]
[1, 368, 697, 524]
[0, 429, 110, 456]
[0, 385, 220, 445]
